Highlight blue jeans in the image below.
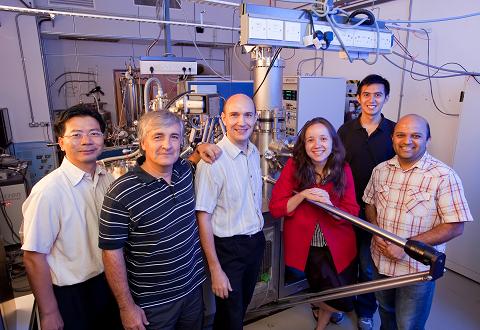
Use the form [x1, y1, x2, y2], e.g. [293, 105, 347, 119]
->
[373, 270, 435, 330]
[354, 228, 378, 318]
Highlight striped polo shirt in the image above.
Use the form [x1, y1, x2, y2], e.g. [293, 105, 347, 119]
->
[99, 158, 205, 308]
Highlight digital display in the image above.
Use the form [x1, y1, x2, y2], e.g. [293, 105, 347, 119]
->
[283, 90, 297, 101]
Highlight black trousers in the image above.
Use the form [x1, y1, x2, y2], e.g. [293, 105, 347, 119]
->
[52, 273, 122, 330]
[212, 231, 265, 330]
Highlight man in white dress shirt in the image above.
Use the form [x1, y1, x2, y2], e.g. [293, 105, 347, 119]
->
[21, 105, 121, 330]
[195, 94, 265, 330]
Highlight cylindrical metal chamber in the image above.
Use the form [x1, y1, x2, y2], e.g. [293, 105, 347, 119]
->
[251, 47, 286, 200]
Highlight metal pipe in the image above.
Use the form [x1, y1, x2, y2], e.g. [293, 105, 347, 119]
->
[0, 5, 240, 32]
[15, 13, 35, 124]
[263, 176, 406, 247]
[163, 0, 173, 56]
[49, 71, 94, 88]
[219, 117, 226, 136]
[206, 117, 216, 143]
[99, 149, 140, 164]
[144, 77, 164, 113]
[180, 146, 194, 158]
[250, 271, 432, 315]
[396, 0, 413, 121]
[201, 117, 212, 142]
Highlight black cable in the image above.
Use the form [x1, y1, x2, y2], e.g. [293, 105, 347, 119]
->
[57, 80, 98, 95]
[253, 48, 283, 98]
[439, 62, 480, 85]
[382, 55, 464, 79]
[284, 49, 296, 60]
[388, 26, 480, 86]
[423, 29, 458, 117]
[391, 31, 463, 82]
[17, 0, 31, 8]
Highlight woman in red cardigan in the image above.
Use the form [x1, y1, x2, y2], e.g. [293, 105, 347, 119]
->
[269, 117, 359, 330]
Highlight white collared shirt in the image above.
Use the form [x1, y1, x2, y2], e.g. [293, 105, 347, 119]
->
[22, 157, 114, 286]
[195, 136, 264, 237]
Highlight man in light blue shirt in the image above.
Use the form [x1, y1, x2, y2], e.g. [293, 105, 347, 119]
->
[195, 94, 265, 330]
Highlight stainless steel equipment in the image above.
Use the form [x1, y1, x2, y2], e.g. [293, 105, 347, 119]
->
[250, 47, 286, 200]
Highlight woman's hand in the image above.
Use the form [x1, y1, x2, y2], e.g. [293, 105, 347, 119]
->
[301, 188, 332, 205]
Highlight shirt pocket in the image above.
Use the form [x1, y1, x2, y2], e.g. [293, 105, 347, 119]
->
[376, 185, 390, 209]
[405, 190, 433, 217]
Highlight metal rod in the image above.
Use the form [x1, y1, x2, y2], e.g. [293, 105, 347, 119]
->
[0, 5, 240, 32]
[250, 271, 432, 315]
[263, 176, 407, 247]
[201, 117, 212, 142]
[15, 14, 35, 124]
[163, 0, 173, 55]
[396, 0, 413, 121]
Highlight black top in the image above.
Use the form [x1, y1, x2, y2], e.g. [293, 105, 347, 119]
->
[99, 158, 205, 308]
[338, 114, 396, 207]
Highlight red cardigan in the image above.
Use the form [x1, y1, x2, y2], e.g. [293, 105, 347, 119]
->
[269, 159, 359, 274]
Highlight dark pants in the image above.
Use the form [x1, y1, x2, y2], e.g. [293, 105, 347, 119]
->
[143, 286, 204, 330]
[52, 273, 122, 330]
[213, 231, 266, 330]
[354, 216, 378, 318]
[304, 246, 356, 312]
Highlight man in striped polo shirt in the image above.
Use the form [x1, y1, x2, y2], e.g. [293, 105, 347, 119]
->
[195, 94, 266, 330]
[364, 114, 473, 329]
[99, 111, 220, 330]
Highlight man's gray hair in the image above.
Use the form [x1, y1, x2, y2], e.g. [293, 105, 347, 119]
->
[137, 111, 184, 145]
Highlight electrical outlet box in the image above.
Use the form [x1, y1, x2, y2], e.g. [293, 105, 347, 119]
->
[240, 4, 393, 54]
[139, 56, 198, 75]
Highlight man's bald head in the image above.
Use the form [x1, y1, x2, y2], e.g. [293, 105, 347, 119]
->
[223, 94, 255, 114]
[395, 114, 431, 140]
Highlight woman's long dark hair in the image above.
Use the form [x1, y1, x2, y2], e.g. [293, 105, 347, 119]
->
[293, 117, 347, 197]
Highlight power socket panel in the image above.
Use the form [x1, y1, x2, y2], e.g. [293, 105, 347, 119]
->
[139, 56, 198, 75]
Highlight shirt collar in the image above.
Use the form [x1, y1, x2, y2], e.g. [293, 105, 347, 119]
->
[220, 136, 255, 159]
[355, 114, 388, 131]
[387, 152, 431, 171]
[60, 157, 105, 186]
[131, 158, 183, 184]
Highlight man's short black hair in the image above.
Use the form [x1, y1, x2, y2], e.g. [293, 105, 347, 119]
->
[54, 104, 106, 137]
[357, 74, 390, 97]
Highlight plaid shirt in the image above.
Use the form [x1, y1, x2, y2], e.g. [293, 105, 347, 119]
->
[363, 152, 473, 276]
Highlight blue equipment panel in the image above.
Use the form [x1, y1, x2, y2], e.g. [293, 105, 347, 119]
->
[186, 81, 254, 114]
[13, 141, 57, 186]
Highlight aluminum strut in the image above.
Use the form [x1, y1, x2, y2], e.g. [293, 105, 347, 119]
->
[249, 271, 432, 316]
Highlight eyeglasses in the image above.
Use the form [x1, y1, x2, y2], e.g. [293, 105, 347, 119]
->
[62, 131, 104, 140]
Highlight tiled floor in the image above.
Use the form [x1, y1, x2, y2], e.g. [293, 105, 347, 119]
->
[245, 271, 480, 330]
